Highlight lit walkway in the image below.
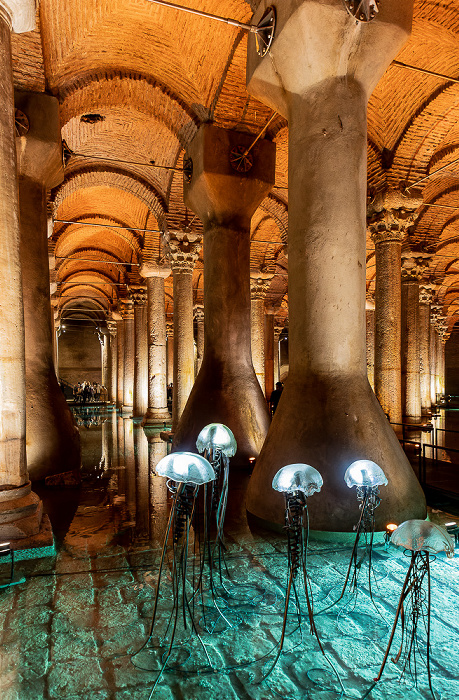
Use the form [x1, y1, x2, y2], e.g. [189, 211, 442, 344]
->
[0, 409, 457, 700]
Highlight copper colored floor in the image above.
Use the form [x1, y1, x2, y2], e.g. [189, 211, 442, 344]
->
[0, 408, 458, 700]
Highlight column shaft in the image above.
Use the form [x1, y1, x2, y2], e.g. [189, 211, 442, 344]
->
[419, 302, 431, 413]
[251, 297, 266, 392]
[401, 279, 421, 421]
[366, 306, 375, 391]
[122, 302, 135, 411]
[264, 313, 275, 400]
[143, 275, 170, 425]
[116, 319, 124, 407]
[172, 265, 195, 430]
[133, 299, 148, 417]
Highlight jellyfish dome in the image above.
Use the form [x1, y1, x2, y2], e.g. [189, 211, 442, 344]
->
[196, 423, 237, 458]
[344, 460, 388, 488]
[272, 463, 323, 497]
[156, 452, 215, 485]
[391, 520, 455, 559]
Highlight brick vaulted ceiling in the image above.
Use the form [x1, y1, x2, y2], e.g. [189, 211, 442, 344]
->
[10, 0, 459, 331]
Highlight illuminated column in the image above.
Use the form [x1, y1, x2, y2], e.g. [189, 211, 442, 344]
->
[107, 321, 118, 403]
[419, 284, 434, 413]
[246, 0, 426, 530]
[174, 125, 274, 464]
[250, 272, 273, 394]
[436, 317, 448, 396]
[264, 308, 275, 400]
[0, 0, 50, 543]
[130, 286, 148, 418]
[401, 253, 429, 421]
[120, 299, 135, 412]
[116, 316, 124, 408]
[366, 292, 375, 391]
[164, 231, 201, 431]
[101, 331, 110, 394]
[166, 322, 173, 386]
[141, 261, 171, 426]
[194, 304, 204, 375]
[273, 322, 284, 385]
[430, 303, 441, 403]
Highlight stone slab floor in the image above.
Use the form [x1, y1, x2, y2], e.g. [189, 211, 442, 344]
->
[0, 409, 458, 700]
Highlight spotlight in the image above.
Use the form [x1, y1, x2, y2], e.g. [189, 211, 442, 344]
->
[249, 457, 256, 465]
[385, 522, 398, 546]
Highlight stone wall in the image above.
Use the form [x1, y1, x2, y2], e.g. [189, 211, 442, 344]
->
[58, 325, 102, 386]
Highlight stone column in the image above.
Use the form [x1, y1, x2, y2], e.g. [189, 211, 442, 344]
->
[250, 272, 273, 394]
[436, 318, 448, 397]
[264, 308, 275, 400]
[245, 0, 426, 530]
[366, 292, 375, 391]
[130, 286, 148, 418]
[140, 261, 171, 426]
[116, 316, 124, 408]
[173, 125, 274, 464]
[166, 322, 173, 386]
[101, 331, 110, 396]
[401, 253, 429, 422]
[164, 231, 201, 431]
[419, 284, 433, 414]
[273, 322, 284, 385]
[120, 299, 135, 412]
[107, 321, 118, 404]
[194, 304, 204, 375]
[0, 0, 51, 543]
[16, 91, 81, 479]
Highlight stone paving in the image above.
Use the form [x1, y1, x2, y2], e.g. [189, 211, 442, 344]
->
[0, 415, 458, 700]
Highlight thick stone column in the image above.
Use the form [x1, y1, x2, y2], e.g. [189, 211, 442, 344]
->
[264, 308, 275, 400]
[173, 125, 274, 464]
[140, 261, 171, 426]
[194, 304, 204, 375]
[430, 303, 441, 404]
[436, 318, 447, 396]
[166, 322, 173, 386]
[164, 231, 201, 431]
[250, 272, 272, 394]
[245, 0, 426, 530]
[120, 299, 134, 412]
[115, 316, 124, 407]
[273, 322, 284, 384]
[16, 91, 81, 479]
[366, 292, 375, 391]
[401, 253, 429, 421]
[130, 286, 148, 418]
[419, 285, 433, 414]
[107, 321, 118, 403]
[101, 331, 110, 395]
[0, 1, 51, 543]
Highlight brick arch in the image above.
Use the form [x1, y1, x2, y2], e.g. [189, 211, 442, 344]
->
[259, 193, 288, 246]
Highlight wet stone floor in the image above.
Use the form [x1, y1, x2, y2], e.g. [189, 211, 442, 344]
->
[0, 408, 458, 700]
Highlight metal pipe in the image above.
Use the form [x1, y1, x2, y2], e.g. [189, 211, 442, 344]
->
[54, 218, 163, 235]
[392, 60, 459, 84]
[146, 0, 257, 32]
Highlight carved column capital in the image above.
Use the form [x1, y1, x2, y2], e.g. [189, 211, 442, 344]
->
[106, 320, 117, 337]
[193, 304, 204, 323]
[163, 230, 201, 273]
[129, 285, 147, 306]
[119, 299, 134, 320]
[274, 322, 285, 342]
[139, 258, 171, 279]
[369, 192, 422, 245]
[401, 252, 430, 282]
[250, 271, 273, 300]
[166, 321, 174, 338]
[419, 284, 435, 305]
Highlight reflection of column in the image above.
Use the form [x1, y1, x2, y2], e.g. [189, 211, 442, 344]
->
[17, 90, 81, 479]
[250, 272, 272, 393]
[124, 418, 135, 519]
[194, 304, 204, 375]
[245, 2, 426, 530]
[166, 322, 173, 386]
[0, 0, 49, 543]
[130, 286, 148, 418]
[164, 231, 200, 431]
[107, 321, 118, 403]
[120, 299, 135, 412]
[366, 292, 375, 391]
[134, 425, 150, 540]
[264, 308, 275, 400]
[141, 263, 171, 426]
[116, 317, 124, 407]
[419, 285, 434, 414]
[145, 430, 168, 542]
[401, 253, 429, 421]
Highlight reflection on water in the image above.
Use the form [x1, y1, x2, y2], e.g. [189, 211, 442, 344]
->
[69, 407, 169, 549]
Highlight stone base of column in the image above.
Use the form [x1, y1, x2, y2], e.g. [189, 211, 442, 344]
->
[142, 408, 171, 427]
[0, 482, 51, 544]
[122, 404, 133, 414]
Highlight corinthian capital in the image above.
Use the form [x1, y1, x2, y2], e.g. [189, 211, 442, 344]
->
[401, 252, 431, 282]
[119, 299, 134, 320]
[369, 190, 422, 245]
[106, 320, 117, 337]
[250, 269, 274, 300]
[129, 285, 147, 306]
[419, 284, 435, 305]
[140, 258, 171, 279]
[194, 304, 204, 323]
[0, 0, 36, 33]
[163, 230, 202, 272]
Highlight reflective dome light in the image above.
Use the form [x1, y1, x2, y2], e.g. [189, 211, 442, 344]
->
[391, 519, 455, 559]
[344, 459, 388, 488]
[156, 452, 215, 485]
[272, 463, 323, 497]
[196, 423, 237, 457]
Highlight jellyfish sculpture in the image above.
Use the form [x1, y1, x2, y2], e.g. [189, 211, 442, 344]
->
[366, 520, 454, 698]
[323, 459, 388, 612]
[263, 463, 342, 684]
[196, 423, 237, 584]
[134, 451, 215, 696]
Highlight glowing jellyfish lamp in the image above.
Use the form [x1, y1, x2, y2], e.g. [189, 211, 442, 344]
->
[369, 520, 454, 698]
[196, 423, 237, 566]
[263, 464, 340, 681]
[137, 452, 215, 695]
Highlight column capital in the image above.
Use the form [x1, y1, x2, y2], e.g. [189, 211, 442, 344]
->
[139, 258, 171, 279]
[0, 0, 35, 33]
[419, 284, 435, 305]
[119, 299, 134, 320]
[250, 271, 273, 300]
[166, 321, 174, 338]
[274, 322, 285, 342]
[163, 230, 201, 272]
[129, 285, 147, 306]
[106, 320, 117, 337]
[401, 252, 430, 282]
[193, 304, 204, 323]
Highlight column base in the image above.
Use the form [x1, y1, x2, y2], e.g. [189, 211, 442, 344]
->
[0, 482, 47, 541]
[142, 408, 171, 427]
[121, 404, 133, 414]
